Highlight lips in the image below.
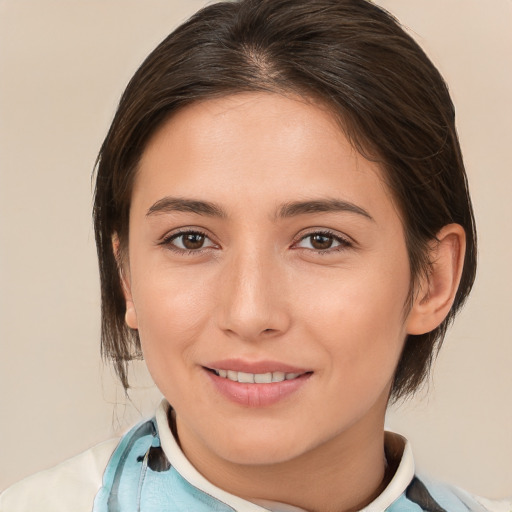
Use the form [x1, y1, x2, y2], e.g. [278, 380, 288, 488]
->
[205, 358, 310, 375]
[211, 369, 302, 383]
[203, 359, 312, 406]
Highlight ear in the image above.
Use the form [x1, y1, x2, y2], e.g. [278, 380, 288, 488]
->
[406, 224, 466, 335]
[112, 234, 138, 330]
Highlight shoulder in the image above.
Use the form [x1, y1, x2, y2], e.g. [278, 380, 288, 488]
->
[381, 433, 510, 512]
[0, 438, 119, 512]
[392, 474, 511, 512]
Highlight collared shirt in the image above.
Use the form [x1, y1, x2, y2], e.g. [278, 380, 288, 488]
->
[0, 400, 506, 512]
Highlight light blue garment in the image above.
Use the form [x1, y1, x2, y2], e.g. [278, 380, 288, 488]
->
[93, 419, 236, 512]
[93, 418, 487, 512]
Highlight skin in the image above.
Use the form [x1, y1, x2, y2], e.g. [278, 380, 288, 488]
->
[120, 92, 465, 512]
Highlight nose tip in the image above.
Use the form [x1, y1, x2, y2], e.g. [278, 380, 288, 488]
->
[216, 255, 291, 342]
[221, 296, 290, 342]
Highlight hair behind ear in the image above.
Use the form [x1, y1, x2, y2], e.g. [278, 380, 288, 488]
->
[391, 224, 467, 401]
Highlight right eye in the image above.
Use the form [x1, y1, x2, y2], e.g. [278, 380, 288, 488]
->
[162, 230, 217, 253]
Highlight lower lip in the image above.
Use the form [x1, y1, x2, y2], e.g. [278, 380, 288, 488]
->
[204, 369, 312, 407]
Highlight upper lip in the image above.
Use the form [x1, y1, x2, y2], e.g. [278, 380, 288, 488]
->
[204, 358, 311, 375]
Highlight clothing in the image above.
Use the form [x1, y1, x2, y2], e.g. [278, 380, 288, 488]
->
[0, 400, 506, 512]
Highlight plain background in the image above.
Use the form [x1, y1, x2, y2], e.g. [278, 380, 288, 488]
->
[0, 0, 511, 498]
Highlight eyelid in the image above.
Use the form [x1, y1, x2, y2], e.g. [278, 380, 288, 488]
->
[291, 229, 354, 251]
[157, 226, 354, 254]
[158, 227, 219, 253]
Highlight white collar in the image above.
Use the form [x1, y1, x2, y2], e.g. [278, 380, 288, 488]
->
[155, 399, 415, 512]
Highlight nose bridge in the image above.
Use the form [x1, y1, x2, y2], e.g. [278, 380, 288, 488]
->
[217, 242, 289, 340]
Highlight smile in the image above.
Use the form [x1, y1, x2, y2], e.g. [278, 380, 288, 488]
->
[204, 363, 313, 406]
[210, 369, 303, 383]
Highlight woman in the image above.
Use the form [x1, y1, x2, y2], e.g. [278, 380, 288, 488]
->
[0, 0, 502, 510]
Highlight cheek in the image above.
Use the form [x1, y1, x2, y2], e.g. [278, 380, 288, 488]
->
[130, 265, 215, 372]
[297, 258, 410, 380]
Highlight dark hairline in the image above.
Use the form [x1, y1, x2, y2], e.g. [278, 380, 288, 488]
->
[93, 0, 477, 398]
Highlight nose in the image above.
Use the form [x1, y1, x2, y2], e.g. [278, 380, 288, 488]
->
[216, 248, 292, 342]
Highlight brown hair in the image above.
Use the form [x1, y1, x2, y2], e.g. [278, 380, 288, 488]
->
[93, 0, 477, 401]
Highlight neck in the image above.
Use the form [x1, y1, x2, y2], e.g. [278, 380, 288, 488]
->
[175, 403, 392, 512]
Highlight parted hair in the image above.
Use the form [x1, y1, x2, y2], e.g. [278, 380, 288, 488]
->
[93, 0, 477, 401]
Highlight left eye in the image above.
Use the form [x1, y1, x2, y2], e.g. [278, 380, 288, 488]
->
[295, 232, 349, 251]
[167, 231, 216, 251]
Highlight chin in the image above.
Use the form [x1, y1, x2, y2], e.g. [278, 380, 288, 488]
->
[205, 422, 317, 466]
[218, 442, 305, 466]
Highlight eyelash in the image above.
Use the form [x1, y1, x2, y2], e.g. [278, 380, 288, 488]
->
[159, 229, 216, 255]
[158, 229, 353, 255]
[292, 230, 353, 254]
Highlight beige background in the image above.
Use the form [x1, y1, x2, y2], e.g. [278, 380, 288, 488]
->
[0, 0, 511, 498]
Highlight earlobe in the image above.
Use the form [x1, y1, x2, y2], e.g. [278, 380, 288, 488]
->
[112, 234, 138, 330]
[124, 301, 138, 330]
[406, 224, 466, 335]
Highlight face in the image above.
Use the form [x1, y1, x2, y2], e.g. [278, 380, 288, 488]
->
[123, 92, 414, 467]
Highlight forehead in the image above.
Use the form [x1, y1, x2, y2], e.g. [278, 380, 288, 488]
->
[133, 92, 398, 223]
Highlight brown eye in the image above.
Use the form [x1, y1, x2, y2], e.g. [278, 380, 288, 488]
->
[295, 231, 351, 252]
[182, 233, 206, 250]
[310, 234, 334, 250]
[166, 231, 215, 252]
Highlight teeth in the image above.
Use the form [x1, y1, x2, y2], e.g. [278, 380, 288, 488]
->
[213, 369, 302, 383]
[254, 372, 272, 383]
[272, 371, 285, 382]
[238, 371, 254, 383]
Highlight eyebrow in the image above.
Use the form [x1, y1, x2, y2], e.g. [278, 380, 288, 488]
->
[276, 198, 374, 221]
[146, 197, 227, 218]
[146, 196, 373, 222]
